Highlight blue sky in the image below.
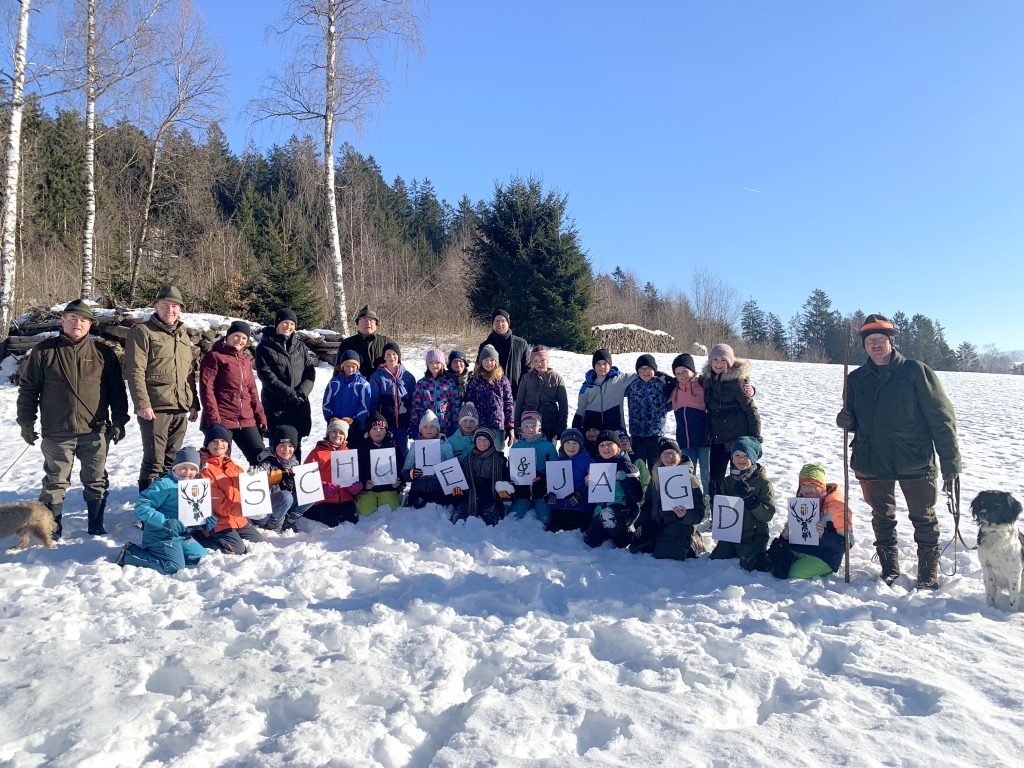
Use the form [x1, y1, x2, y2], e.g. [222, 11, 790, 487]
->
[203, 1, 1023, 350]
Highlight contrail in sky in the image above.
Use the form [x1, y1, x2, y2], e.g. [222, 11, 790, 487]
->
[743, 187, 764, 193]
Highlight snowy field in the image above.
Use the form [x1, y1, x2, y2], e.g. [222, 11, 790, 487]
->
[1, 346, 1023, 767]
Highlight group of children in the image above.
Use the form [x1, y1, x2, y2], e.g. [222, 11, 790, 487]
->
[117, 341, 850, 583]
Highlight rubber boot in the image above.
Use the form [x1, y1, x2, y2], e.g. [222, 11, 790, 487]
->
[916, 546, 941, 591]
[876, 545, 900, 585]
[47, 501, 63, 541]
[87, 494, 108, 535]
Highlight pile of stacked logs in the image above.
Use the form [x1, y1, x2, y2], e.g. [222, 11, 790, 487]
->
[2, 308, 342, 381]
[589, 324, 678, 354]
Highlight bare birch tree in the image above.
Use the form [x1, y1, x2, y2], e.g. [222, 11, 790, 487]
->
[689, 267, 742, 347]
[0, 0, 31, 343]
[125, 0, 224, 304]
[252, 0, 424, 335]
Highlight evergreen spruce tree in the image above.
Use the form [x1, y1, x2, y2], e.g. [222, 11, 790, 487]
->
[740, 300, 768, 346]
[766, 312, 788, 357]
[798, 289, 843, 362]
[471, 177, 593, 352]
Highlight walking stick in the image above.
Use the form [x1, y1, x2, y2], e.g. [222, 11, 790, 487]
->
[842, 321, 852, 583]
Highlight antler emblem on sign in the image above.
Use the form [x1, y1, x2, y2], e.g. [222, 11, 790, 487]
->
[181, 482, 209, 523]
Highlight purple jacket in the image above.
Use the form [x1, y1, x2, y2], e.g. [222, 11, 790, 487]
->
[465, 375, 514, 431]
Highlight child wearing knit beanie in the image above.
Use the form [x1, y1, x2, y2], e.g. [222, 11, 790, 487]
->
[763, 463, 852, 580]
[708, 437, 776, 571]
[410, 350, 461, 438]
[701, 342, 761, 491]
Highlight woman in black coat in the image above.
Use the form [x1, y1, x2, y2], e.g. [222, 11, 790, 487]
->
[255, 309, 316, 458]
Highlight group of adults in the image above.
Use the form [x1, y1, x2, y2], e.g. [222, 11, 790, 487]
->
[14, 288, 960, 591]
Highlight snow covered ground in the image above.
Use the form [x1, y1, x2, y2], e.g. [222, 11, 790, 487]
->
[1, 348, 1023, 767]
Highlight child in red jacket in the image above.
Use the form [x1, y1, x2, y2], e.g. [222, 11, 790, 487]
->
[303, 418, 361, 526]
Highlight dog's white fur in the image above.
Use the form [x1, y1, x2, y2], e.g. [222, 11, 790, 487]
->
[0, 501, 57, 551]
[973, 491, 1024, 611]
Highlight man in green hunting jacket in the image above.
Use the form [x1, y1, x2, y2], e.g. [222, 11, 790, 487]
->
[124, 285, 199, 491]
[837, 314, 961, 590]
[16, 299, 129, 538]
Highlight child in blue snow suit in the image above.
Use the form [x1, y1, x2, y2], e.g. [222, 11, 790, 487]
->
[624, 354, 672, 471]
[448, 402, 479, 461]
[323, 349, 371, 445]
[367, 341, 415, 465]
[401, 409, 455, 508]
[583, 431, 644, 549]
[509, 411, 559, 524]
[115, 447, 209, 573]
[546, 428, 595, 533]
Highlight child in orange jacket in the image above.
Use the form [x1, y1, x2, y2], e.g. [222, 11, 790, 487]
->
[195, 424, 265, 554]
[303, 418, 361, 526]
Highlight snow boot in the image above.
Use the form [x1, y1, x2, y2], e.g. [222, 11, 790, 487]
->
[876, 545, 900, 585]
[113, 543, 130, 567]
[916, 546, 941, 591]
[47, 501, 63, 541]
[87, 494, 108, 535]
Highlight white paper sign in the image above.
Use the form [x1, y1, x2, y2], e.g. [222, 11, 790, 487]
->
[509, 447, 537, 486]
[369, 447, 398, 485]
[177, 478, 212, 526]
[294, 462, 325, 505]
[712, 495, 744, 543]
[588, 463, 616, 503]
[787, 497, 821, 545]
[330, 449, 359, 486]
[659, 465, 695, 511]
[241, 471, 273, 519]
[414, 439, 441, 476]
[546, 460, 574, 499]
[435, 457, 469, 493]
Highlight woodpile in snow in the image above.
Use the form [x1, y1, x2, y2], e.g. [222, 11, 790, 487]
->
[589, 323, 677, 354]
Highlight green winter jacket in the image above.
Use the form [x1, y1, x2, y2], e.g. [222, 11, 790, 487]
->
[712, 464, 776, 565]
[124, 315, 199, 413]
[842, 350, 960, 481]
[17, 333, 129, 437]
[642, 462, 705, 560]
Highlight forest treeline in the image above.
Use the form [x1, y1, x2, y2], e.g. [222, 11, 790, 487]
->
[1, 102, 1018, 374]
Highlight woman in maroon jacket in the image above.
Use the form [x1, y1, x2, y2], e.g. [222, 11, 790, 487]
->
[199, 321, 268, 465]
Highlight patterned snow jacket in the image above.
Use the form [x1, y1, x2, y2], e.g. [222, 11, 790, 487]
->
[410, 375, 460, 438]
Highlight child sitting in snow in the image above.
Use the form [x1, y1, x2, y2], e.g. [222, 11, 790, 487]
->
[322, 350, 371, 445]
[583, 431, 644, 549]
[509, 411, 559, 524]
[401, 409, 455, 508]
[255, 425, 308, 533]
[304, 418, 361, 526]
[546, 428, 594, 533]
[115, 447, 209, 572]
[633, 438, 706, 560]
[709, 436, 776, 571]
[764, 462, 851, 580]
[354, 413, 403, 517]
[451, 427, 512, 526]
[448, 402, 479, 461]
[194, 425, 266, 554]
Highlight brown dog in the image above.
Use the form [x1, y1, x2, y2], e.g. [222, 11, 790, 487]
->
[0, 501, 57, 550]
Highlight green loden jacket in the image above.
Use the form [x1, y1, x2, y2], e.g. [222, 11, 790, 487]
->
[124, 315, 199, 413]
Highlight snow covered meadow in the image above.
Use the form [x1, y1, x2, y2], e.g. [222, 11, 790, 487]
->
[1, 344, 1023, 767]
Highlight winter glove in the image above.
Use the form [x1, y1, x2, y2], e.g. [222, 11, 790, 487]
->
[348, 481, 363, 495]
[259, 424, 268, 438]
[566, 492, 583, 506]
[163, 518, 186, 536]
[20, 424, 37, 446]
[202, 516, 217, 533]
[409, 468, 423, 479]
[599, 508, 617, 529]
[505, 428, 514, 446]
[495, 480, 514, 500]
[836, 409, 855, 430]
[323, 482, 342, 496]
[942, 473, 958, 494]
[742, 382, 756, 398]
[451, 486, 463, 497]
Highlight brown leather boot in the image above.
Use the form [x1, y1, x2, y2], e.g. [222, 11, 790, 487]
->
[916, 546, 941, 590]
[876, 546, 900, 585]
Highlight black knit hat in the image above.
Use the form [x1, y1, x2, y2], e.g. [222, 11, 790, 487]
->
[592, 348, 613, 368]
[383, 341, 402, 360]
[275, 308, 298, 326]
[203, 424, 232, 447]
[272, 424, 299, 447]
[658, 437, 681, 455]
[448, 349, 468, 367]
[597, 430, 621, 448]
[581, 412, 603, 431]
[635, 354, 657, 372]
[671, 353, 696, 374]
[492, 309, 510, 322]
[226, 320, 251, 338]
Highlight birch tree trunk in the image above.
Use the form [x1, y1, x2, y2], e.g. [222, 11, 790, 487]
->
[81, 0, 98, 298]
[126, 128, 164, 306]
[324, 1, 349, 336]
[0, 0, 32, 343]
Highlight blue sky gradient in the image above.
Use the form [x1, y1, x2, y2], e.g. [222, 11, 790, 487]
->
[205, 2, 1023, 349]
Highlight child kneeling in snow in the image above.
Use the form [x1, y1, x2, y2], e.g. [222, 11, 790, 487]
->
[509, 411, 558, 524]
[354, 413, 403, 516]
[255, 425, 309, 533]
[546, 428, 594, 533]
[402, 409, 456, 508]
[764, 462, 851, 579]
[448, 402, 479, 461]
[451, 428, 512, 526]
[633, 438, 706, 560]
[194, 425, 266, 554]
[115, 447, 209, 573]
[304, 418, 361, 526]
[583, 431, 643, 549]
[709, 437, 776, 571]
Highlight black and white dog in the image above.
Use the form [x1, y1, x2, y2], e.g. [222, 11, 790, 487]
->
[972, 491, 1024, 611]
